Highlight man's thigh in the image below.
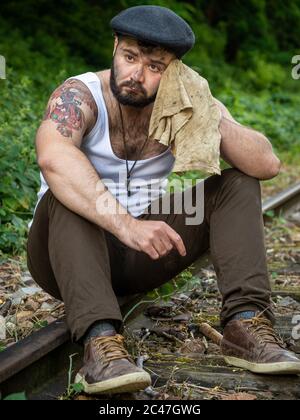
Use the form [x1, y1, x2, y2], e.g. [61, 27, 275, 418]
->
[120, 179, 212, 294]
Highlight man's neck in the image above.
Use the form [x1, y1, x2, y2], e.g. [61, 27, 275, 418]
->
[118, 101, 154, 121]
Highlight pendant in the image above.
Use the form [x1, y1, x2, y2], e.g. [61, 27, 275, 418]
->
[126, 175, 131, 197]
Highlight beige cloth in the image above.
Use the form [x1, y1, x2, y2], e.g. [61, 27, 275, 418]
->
[149, 59, 222, 175]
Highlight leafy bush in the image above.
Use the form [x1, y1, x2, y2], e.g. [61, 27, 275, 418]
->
[0, 19, 87, 255]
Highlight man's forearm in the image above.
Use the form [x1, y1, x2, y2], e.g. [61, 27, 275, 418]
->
[215, 99, 281, 180]
[39, 142, 134, 237]
[219, 117, 280, 179]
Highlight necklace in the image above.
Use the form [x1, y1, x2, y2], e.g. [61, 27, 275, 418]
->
[118, 102, 149, 198]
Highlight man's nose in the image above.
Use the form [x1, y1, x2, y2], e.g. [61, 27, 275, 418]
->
[132, 65, 145, 83]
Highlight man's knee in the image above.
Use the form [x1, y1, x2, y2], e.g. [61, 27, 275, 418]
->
[220, 167, 261, 193]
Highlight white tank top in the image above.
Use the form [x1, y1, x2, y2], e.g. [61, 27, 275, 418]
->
[28, 72, 175, 228]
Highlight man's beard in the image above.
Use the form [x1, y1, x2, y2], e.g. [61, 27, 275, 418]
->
[110, 59, 157, 108]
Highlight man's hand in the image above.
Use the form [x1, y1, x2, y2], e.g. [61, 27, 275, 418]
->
[117, 219, 187, 260]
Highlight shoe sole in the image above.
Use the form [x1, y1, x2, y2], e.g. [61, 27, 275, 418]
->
[224, 356, 300, 375]
[75, 371, 152, 395]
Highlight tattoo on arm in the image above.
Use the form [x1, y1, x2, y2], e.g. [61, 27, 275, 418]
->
[43, 79, 97, 138]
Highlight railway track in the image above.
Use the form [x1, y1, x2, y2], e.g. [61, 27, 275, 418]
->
[1, 182, 300, 400]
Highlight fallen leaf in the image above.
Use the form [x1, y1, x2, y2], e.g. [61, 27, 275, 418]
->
[18, 320, 34, 330]
[44, 316, 56, 324]
[145, 304, 174, 318]
[172, 312, 191, 322]
[290, 231, 300, 243]
[25, 298, 40, 312]
[179, 338, 206, 354]
[16, 311, 34, 322]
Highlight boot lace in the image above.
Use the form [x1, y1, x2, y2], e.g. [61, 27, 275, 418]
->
[242, 315, 285, 348]
[93, 334, 134, 365]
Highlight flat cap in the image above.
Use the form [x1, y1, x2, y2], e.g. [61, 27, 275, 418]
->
[110, 5, 195, 58]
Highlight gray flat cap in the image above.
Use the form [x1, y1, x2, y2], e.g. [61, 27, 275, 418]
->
[110, 5, 195, 58]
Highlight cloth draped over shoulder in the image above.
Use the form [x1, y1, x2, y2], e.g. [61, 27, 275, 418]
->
[149, 59, 222, 175]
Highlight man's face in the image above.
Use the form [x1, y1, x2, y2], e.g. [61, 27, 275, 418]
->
[110, 36, 175, 108]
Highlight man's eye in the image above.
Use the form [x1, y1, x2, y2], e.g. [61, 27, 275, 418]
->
[149, 64, 159, 72]
[126, 55, 134, 61]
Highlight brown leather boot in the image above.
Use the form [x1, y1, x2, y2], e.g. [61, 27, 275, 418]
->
[221, 315, 300, 375]
[75, 334, 151, 394]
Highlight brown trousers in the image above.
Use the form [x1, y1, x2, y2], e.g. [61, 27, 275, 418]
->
[26, 168, 274, 341]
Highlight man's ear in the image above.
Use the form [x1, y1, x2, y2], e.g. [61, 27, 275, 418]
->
[113, 36, 119, 56]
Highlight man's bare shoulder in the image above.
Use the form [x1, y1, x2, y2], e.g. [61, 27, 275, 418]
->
[43, 78, 98, 138]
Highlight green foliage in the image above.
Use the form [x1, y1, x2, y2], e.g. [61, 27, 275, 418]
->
[265, 210, 276, 219]
[0, 1, 300, 255]
[59, 353, 84, 400]
[33, 320, 48, 330]
[146, 268, 201, 302]
[243, 54, 286, 90]
[217, 88, 300, 156]
[0, 70, 40, 254]
[0, 17, 88, 256]
[3, 392, 27, 400]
